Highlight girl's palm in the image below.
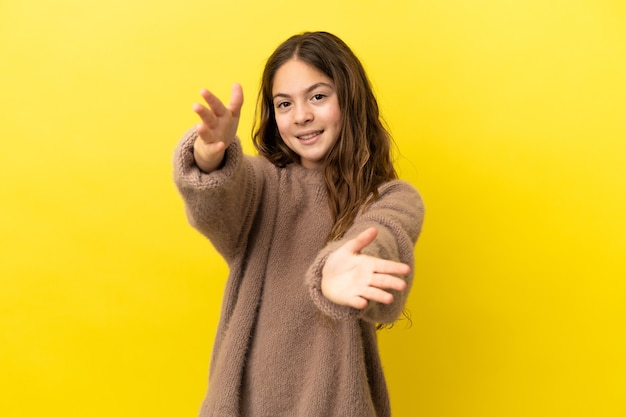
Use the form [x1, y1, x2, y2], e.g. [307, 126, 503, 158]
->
[321, 228, 410, 309]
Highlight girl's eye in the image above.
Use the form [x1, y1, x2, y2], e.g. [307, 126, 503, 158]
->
[312, 93, 326, 101]
[276, 102, 291, 109]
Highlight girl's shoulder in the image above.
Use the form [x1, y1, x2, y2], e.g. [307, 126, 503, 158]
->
[377, 179, 423, 201]
[372, 179, 425, 221]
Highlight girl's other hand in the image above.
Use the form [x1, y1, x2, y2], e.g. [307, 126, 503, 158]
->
[192, 83, 244, 173]
[321, 228, 410, 310]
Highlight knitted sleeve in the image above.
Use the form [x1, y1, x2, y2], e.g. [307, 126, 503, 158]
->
[306, 180, 425, 324]
[172, 128, 263, 262]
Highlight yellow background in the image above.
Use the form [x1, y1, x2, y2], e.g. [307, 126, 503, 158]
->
[1, 0, 624, 416]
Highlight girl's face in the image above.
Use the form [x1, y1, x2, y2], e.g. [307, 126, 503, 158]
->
[271, 59, 342, 169]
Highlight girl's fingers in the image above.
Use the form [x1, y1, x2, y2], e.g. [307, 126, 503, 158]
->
[196, 122, 216, 144]
[344, 227, 378, 254]
[347, 281, 403, 309]
[227, 83, 244, 117]
[372, 258, 410, 275]
[350, 296, 369, 310]
[193, 85, 243, 144]
[371, 273, 407, 291]
[200, 88, 228, 117]
[360, 287, 394, 305]
[193, 103, 218, 129]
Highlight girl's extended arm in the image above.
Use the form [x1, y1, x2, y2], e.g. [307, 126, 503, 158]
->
[307, 181, 425, 324]
[174, 84, 264, 262]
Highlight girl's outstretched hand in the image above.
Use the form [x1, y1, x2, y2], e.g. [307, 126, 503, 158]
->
[321, 227, 410, 310]
[192, 83, 244, 173]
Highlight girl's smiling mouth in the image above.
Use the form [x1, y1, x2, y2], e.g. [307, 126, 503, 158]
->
[297, 130, 323, 141]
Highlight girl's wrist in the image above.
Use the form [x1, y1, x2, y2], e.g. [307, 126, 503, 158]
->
[193, 148, 225, 173]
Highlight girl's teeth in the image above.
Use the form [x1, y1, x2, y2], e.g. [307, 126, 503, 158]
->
[299, 131, 320, 140]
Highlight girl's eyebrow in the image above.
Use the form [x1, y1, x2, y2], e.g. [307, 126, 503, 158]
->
[273, 82, 334, 100]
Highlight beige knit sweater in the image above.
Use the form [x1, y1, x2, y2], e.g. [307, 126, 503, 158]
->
[173, 129, 424, 417]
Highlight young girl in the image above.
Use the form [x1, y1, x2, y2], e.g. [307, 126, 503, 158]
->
[174, 31, 424, 417]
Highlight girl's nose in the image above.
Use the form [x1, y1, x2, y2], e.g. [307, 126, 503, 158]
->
[293, 104, 313, 124]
